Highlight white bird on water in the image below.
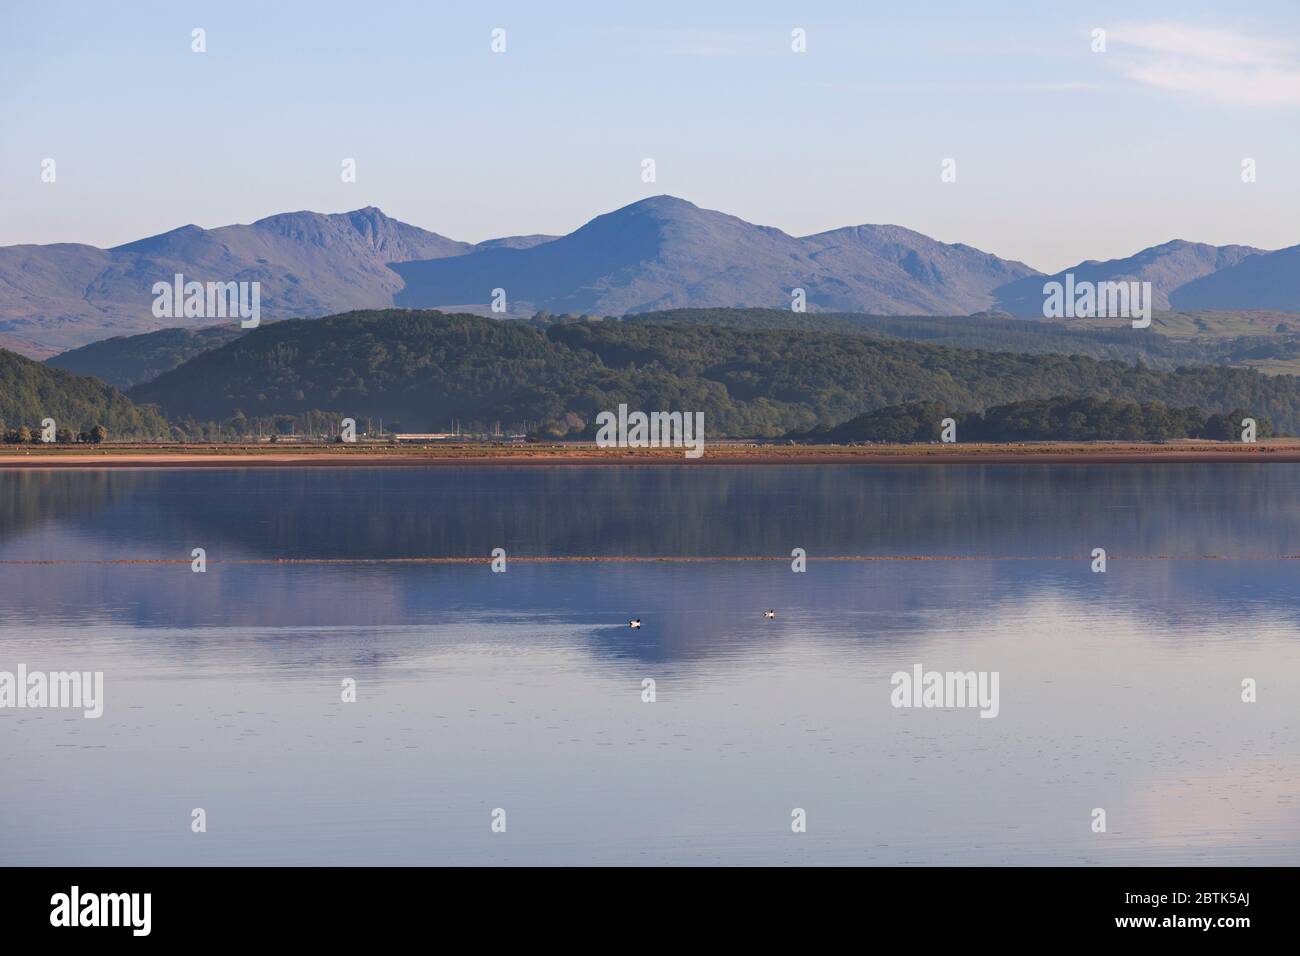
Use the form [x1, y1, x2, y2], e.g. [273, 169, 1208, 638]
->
[629, 619, 641, 629]
[763, 610, 775, 620]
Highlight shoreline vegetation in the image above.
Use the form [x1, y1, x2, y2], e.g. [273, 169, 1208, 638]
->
[3, 439, 1300, 468]
[10, 311, 1300, 450]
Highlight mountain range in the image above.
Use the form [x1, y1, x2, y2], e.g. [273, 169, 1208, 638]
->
[990, 240, 1266, 315]
[389, 196, 1040, 317]
[3, 197, 1297, 357]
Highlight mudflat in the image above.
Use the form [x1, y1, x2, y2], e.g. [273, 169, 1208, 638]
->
[2, 440, 1299, 468]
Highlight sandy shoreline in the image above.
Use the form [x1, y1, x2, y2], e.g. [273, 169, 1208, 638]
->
[2, 441, 1300, 468]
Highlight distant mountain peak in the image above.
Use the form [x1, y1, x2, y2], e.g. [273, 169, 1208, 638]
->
[1, 206, 473, 355]
[109, 223, 205, 253]
[620, 194, 700, 213]
[393, 197, 1039, 318]
[4, 197, 1295, 358]
[992, 238, 1269, 315]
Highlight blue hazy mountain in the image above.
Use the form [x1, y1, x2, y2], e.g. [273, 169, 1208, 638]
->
[0, 207, 470, 357]
[1169, 244, 1300, 311]
[992, 240, 1263, 317]
[392, 195, 1041, 317]
[4, 197, 1293, 358]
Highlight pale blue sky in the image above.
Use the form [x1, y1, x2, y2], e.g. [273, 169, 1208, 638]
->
[2, 0, 1298, 271]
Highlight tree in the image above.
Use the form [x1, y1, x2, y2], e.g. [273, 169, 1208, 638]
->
[1199, 413, 1234, 441]
[225, 410, 249, 437]
[0, 349, 168, 440]
[537, 419, 569, 439]
[89, 425, 107, 444]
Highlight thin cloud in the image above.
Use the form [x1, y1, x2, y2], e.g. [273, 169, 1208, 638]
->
[1109, 22, 1300, 106]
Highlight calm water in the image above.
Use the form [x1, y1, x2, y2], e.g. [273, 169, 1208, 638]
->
[1, 464, 1298, 865]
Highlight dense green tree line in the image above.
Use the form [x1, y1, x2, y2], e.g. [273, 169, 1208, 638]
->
[621, 308, 1295, 369]
[0, 349, 169, 440]
[124, 309, 1300, 436]
[47, 307, 1299, 396]
[790, 397, 1275, 443]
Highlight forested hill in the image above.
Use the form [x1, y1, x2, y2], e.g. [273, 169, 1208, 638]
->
[45, 307, 1300, 395]
[621, 308, 1299, 371]
[0, 348, 171, 439]
[46, 324, 248, 389]
[127, 309, 1300, 435]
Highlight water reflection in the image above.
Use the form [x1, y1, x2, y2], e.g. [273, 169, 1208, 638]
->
[1, 466, 1297, 865]
[4, 464, 1300, 560]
